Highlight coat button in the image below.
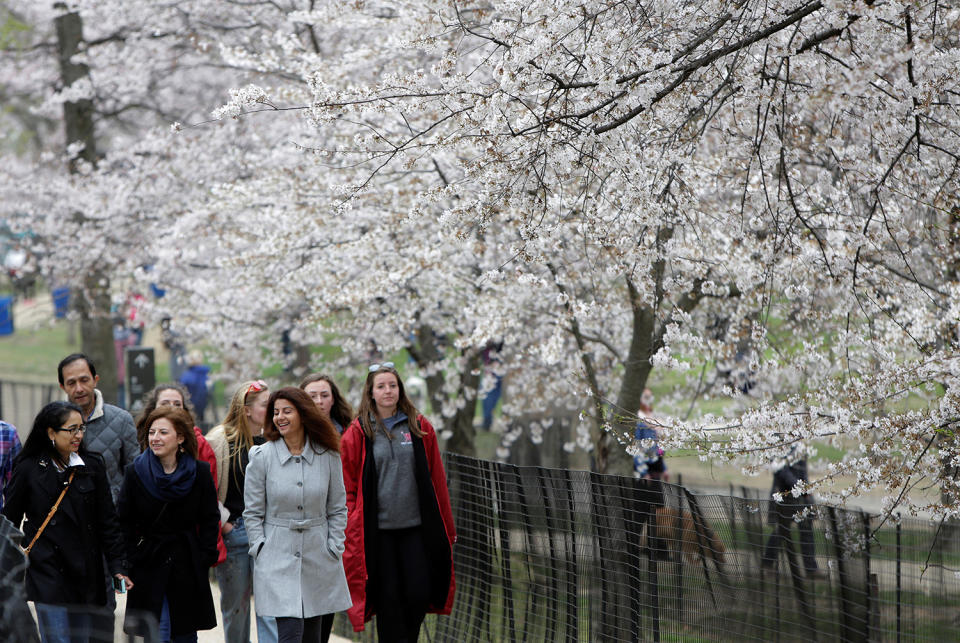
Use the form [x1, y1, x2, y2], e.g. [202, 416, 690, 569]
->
[294, 552, 301, 558]
[297, 505, 303, 511]
[297, 481, 303, 487]
[294, 457, 301, 463]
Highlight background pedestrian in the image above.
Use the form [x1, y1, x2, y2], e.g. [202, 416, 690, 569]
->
[761, 451, 824, 579]
[299, 374, 353, 434]
[0, 418, 22, 511]
[299, 374, 354, 641]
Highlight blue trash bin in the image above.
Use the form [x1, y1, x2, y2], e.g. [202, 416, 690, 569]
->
[52, 287, 70, 319]
[0, 295, 13, 335]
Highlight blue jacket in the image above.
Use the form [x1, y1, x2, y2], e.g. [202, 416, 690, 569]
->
[179, 366, 210, 417]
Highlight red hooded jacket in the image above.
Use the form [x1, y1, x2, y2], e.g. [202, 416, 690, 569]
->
[194, 427, 227, 565]
[341, 414, 456, 631]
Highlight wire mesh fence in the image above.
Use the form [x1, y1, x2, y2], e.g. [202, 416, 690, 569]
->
[338, 454, 960, 642]
[3, 452, 958, 641]
[0, 379, 61, 440]
[0, 515, 159, 642]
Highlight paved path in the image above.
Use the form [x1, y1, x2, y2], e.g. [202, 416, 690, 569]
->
[29, 581, 352, 642]
[196, 579, 351, 642]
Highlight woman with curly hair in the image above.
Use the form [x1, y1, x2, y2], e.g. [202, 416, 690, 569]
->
[205, 380, 277, 643]
[244, 387, 351, 642]
[136, 383, 226, 565]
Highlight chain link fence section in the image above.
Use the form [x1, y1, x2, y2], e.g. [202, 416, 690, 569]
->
[0, 380, 61, 442]
[0, 515, 39, 642]
[338, 454, 960, 642]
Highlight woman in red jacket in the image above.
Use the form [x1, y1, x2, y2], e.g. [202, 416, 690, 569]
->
[341, 363, 456, 641]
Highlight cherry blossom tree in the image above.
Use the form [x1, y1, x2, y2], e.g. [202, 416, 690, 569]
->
[0, 0, 297, 395]
[5, 0, 960, 518]
[189, 0, 960, 510]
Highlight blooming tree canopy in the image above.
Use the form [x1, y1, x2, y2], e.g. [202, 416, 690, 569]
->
[193, 0, 960, 515]
[4, 1, 959, 517]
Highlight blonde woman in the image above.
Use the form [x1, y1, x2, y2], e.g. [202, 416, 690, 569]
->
[206, 380, 278, 643]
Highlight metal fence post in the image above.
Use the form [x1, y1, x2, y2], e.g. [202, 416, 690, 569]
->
[896, 518, 902, 643]
[828, 506, 855, 643]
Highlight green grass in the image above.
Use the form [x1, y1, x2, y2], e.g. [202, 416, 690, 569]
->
[0, 320, 76, 381]
[810, 441, 846, 463]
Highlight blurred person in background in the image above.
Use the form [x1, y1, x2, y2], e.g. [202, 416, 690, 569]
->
[632, 388, 668, 481]
[0, 418, 22, 511]
[761, 450, 825, 580]
[300, 373, 353, 434]
[179, 351, 211, 426]
[299, 373, 354, 641]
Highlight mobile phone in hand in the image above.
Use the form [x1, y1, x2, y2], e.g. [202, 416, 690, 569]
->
[113, 577, 127, 594]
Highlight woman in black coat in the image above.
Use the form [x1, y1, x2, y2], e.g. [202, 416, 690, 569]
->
[2, 400, 131, 643]
[117, 405, 220, 643]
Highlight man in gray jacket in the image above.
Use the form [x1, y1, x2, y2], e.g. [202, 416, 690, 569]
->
[58, 353, 139, 501]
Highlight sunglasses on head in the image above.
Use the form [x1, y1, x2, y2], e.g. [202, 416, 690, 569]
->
[246, 379, 267, 396]
[368, 362, 395, 372]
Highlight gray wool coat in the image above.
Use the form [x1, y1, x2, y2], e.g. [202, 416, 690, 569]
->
[243, 438, 352, 619]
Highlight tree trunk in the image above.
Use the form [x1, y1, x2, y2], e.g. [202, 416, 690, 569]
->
[56, 7, 117, 403]
[409, 323, 479, 457]
[55, 7, 96, 168]
[941, 206, 960, 540]
[611, 227, 702, 477]
[76, 272, 118, 405]
[444, 355, 480, 457]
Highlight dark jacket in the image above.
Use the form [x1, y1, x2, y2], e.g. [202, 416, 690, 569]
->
[117, 460, 219, 636]
[341, 415, 456, 632]
[768, 459, 811, 523]
[1, 452, 126, 606]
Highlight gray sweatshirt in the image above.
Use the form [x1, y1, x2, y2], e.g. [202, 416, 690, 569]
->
[371, 413, 421, 529]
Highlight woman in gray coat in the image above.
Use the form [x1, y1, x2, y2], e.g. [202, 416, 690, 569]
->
[244, 387, 352, 643]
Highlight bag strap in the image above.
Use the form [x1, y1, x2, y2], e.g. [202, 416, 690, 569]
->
[23, 469, 76, 556]
[136, 503, 168, 548]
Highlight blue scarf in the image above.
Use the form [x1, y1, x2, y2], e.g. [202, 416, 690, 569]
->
[133, 449, 198, 502]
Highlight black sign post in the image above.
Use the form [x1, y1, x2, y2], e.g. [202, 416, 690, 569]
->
[126, 346, 155, 414]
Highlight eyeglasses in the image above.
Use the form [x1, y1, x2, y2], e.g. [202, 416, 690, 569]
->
[246, 380, 267, 396]
[368, 362, 395, 372]
[57, 424, 86, 436]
